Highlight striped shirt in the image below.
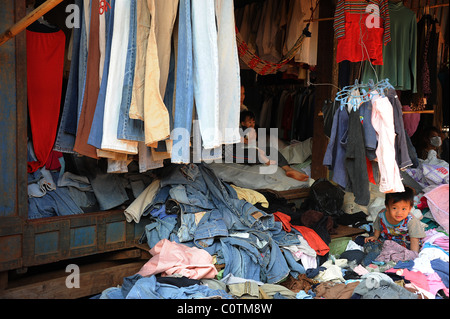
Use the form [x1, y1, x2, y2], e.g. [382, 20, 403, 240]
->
[334, 0, 391, 45]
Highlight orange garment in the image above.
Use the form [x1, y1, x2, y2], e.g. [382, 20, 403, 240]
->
[273, 212, 330, 256]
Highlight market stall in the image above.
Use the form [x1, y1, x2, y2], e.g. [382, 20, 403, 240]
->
[0, 0, 448, 300]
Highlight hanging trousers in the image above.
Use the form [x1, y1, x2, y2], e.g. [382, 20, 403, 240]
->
[73, 0, 100, 159]
[26, 29, 65, 173]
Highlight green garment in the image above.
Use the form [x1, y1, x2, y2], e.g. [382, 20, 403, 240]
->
[362, 2, 417, 93]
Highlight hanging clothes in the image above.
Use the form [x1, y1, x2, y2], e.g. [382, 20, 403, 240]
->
[26, 26, 66, 173]
[371, 92, 405, 193]
[142, 0, 171, 146]
[287, 0, 319, 66]
[235, 0, 312, 75]
[414, 14, 439, 108]
[171, 0, 194, 164]
[153, 0, 179, 99]
[216, 0, 242, 146]
[386, 89, 413, 170]
[293, 87, 316, 142]
[323, 104, 349, 189]
[51, 0, 245, 171]
[346, 108, 370, 206]
[361, 2, 417, 92]
[100, 0, 138, 154]
[191, 0, 220, 150]
[116, 0, 145, 143]
[73, 0, 101, 159]
[87, 0, 115, 150]
[53, 0, 84, 154]
[334, 0, 391, 65]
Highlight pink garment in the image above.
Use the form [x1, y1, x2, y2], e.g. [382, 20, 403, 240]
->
[371, 95, 405, 193]
[386, 268, 430, 292]
[425, 272, 449, 297]
[375, 240, 418, 263]
[424, 229, 449, 251]
[353, 264, 369, 276]
[402, 105, 420, 137]
[137, 239, 218, 279]
[424, 184, 449, 234]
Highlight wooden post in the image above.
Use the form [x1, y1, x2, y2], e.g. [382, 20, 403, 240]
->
[311, 0, 336, 180]
[0, 0, 64, 47]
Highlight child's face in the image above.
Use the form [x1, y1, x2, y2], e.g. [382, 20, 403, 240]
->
[386, 200, 412, 224]
[241, 116, 255, 129]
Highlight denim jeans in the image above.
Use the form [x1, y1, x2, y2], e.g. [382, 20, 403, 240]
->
[57, 171, 92, 192]
[198, 164, 274, 231]
[270, 220, 302, 247]
[72, 0, 89, 135]
[144, 216, 178, 248]
[193, 209, 229, 253]
[171, 0, 194, 164]
[53, 0, 83, 153]
[282, 248, 306, 279]
[72, 156, 129, 211]
[220, 236, 262, 282]
[242, 230, 291, 284]
[169, 184, 215, 212]
[88, 0, 116, 149]
[192, 0, 220, 150]
[117, 0, 144, 142]
[160, 163, 205, 187]
[102, 274, 233, 299]
[101, 0, 138, 154]
[176, 211, 197, 243]
[28, 187, 84, 219]
[194, 211, 227, 241]
[161, 165, 218, 215]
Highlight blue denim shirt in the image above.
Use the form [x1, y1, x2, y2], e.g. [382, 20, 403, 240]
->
[323, 106, 349, 188]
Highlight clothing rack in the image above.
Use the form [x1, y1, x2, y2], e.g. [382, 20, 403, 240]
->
[303, 2, 449, 23]
[319, 107, 435, 117]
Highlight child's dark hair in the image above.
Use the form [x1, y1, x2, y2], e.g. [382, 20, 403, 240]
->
[385, 186, 415, 207]
[240, 110, 255, 123]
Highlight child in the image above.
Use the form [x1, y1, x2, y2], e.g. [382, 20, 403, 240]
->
[239, 111, 309, 182]
[365, 187, 425, 253]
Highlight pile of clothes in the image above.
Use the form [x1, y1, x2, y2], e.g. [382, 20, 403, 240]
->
[96, 163, 448, 299]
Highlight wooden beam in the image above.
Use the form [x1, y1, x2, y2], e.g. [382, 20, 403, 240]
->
[0, 261, 145, 299]
[0, 0, 64, 47]
[311, 0, 336, 180]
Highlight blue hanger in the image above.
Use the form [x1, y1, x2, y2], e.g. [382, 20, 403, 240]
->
[335, 78, 394, 111]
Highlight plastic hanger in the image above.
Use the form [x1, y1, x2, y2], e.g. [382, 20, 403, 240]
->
[336, 79, 372, 111]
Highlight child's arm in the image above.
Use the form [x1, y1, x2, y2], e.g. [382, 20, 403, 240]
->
[409, 237, 420, 253]
[365, 229, 381, 243]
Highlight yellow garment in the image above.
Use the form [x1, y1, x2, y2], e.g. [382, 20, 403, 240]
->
[230, 185, 269, 208]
